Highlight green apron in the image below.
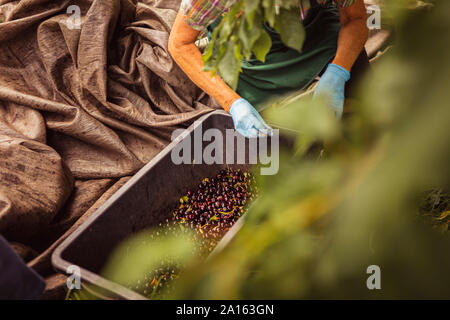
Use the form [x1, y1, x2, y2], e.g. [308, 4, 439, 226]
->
[208, 1, 341, 110]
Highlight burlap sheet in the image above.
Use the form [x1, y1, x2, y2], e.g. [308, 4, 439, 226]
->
[0, 0, 216, 250]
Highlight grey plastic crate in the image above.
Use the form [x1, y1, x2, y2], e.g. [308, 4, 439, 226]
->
[52, 110, 266, 300]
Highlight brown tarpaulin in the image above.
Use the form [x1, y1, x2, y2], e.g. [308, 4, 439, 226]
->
[0, 0, 217, 251]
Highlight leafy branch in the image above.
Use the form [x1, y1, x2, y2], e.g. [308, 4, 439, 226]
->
[202, 0, 306, 89]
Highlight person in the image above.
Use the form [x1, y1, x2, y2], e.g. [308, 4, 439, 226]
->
[169, 0, 369, 137]
[0, 236, 45, 299]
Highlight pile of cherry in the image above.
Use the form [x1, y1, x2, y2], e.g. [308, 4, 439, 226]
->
[135, 168, 257, 298]
[172, 167, 258, 242]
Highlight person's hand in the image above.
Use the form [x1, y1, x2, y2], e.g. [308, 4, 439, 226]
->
[229, 98, 273, 138]
[314, 63, 351, 118]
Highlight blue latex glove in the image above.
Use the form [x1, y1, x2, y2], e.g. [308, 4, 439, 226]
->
[229, 98, 273, 138]
[314, 63, 351, 118]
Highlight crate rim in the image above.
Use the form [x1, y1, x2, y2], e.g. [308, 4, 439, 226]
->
[51, 110, 231, 300]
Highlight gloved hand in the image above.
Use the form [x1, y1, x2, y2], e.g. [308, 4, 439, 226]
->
[229, 98, 273, 138]
[314, 63, 351, 118]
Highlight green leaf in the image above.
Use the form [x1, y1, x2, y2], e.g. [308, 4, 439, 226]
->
[245, 0, 260, 28]
[262, 0, 276, 27]
[238, 17, 262, 59]
[245, 0, 260, 14]
[273, 7, 305, 52]
[218, 42, 241, 90]
[202, 18, 224, 63]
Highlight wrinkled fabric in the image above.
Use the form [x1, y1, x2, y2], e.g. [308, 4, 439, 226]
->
[0, 0, 217, 243]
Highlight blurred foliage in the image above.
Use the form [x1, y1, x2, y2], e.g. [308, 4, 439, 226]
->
[100, 0, 450, 300]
